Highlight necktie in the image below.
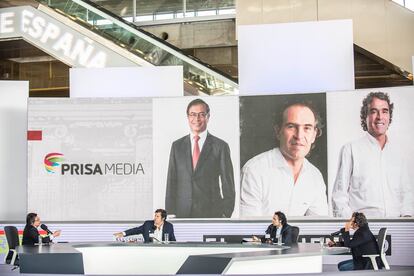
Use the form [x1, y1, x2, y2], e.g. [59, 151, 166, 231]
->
[192, 135, 200, 170]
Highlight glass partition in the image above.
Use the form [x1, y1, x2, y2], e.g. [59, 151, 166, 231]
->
[392, 0, 414, 11]
[86, 0, 235, 22]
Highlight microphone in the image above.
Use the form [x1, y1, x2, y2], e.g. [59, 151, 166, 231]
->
[331, 228, 345, 236]
[40, 224, 53, 235]
[152, 236, 161, 242]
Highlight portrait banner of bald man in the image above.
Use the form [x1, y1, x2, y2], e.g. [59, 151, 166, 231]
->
[153, 97, 240, 218]
[239, 94, 328, 218]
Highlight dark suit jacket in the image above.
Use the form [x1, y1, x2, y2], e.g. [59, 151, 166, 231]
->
[22, 225, 51, 245]
[263, 223, 294, 245]
[341, 225, 383, 270]
[165, 132, 235, 218]
[124, 220, 176, 243]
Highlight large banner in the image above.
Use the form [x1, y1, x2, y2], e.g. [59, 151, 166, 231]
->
[326, 86, 414, 218]
[27, 87, 414, 220]
[239, 93, 328, 217]
[28, 98, 153, 221]
[153, 97, 240, 218]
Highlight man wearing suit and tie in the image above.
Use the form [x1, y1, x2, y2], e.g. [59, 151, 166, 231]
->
[22, 213, 61, 245]
[114, 209, 175, 243]
[165, 99, 235, 218]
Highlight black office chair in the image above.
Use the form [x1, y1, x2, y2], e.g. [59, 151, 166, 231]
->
[291, 226, 300, 244]
[362, 227, 389, 270]
[4, 226, 19, 266]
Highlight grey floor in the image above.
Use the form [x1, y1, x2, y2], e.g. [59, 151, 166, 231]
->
[322, 264, 414, 272]
[1, 264, 414, 275]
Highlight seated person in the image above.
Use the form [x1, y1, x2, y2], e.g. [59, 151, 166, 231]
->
[22, 213, 61, 245]
[328, 212, 382, 271]
[114, 209, 176, 243]
[254, 211, 294, 245]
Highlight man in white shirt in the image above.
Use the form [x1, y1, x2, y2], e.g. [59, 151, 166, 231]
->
[332, 92, 413, 218]
[240, 102, 329, 217]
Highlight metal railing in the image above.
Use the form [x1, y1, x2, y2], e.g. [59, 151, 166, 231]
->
[392, 0, 414, 11]
[36, 0, 238, 95]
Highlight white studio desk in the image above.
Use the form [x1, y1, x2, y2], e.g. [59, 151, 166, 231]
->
[17, 242, 349, 274]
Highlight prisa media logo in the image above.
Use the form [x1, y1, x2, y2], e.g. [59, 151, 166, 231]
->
[44, 153, 64, 173]
[43, 153, 144, 176]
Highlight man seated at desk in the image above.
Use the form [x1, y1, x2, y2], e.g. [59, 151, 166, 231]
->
[22, 213, 61, 245]
[114, 209, 176, 243]
[253, 211, 294, 245]
[328, 212, 382, 271]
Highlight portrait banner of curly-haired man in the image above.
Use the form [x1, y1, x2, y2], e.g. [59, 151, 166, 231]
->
[328, 86, 414, 219]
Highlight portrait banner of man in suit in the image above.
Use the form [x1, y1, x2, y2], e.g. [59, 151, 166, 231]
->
[153, 97, 240, 218]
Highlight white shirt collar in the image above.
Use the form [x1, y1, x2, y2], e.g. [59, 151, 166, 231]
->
[365, 132, 389, 149]
[190, 129, 208, 140]
[190, 130, 208, 154]
[273, 147, 309, 172]
[153, 223, 164, 242]
[154, 222, 164, 231]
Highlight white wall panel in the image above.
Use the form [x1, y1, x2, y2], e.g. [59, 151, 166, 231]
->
[238, 19, 354, 95]
[70, 67, 183, 98]
[0, 81, 28, 221]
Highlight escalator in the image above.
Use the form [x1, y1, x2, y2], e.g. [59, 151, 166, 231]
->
[33, 0, 239, 95]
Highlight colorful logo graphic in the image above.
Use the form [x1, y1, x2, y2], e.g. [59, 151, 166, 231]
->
[43, 153, 145, 176]
[44, 153, 64, 173]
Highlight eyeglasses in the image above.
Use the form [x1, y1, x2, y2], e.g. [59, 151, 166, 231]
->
[188, 112, 208, 119]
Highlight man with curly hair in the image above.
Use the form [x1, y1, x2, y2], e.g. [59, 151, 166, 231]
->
[329, 212, 383, 271]
[332, 92, 413, 218]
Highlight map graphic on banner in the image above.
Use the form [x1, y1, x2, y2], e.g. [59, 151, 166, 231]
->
[28, 98, 153, 221]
